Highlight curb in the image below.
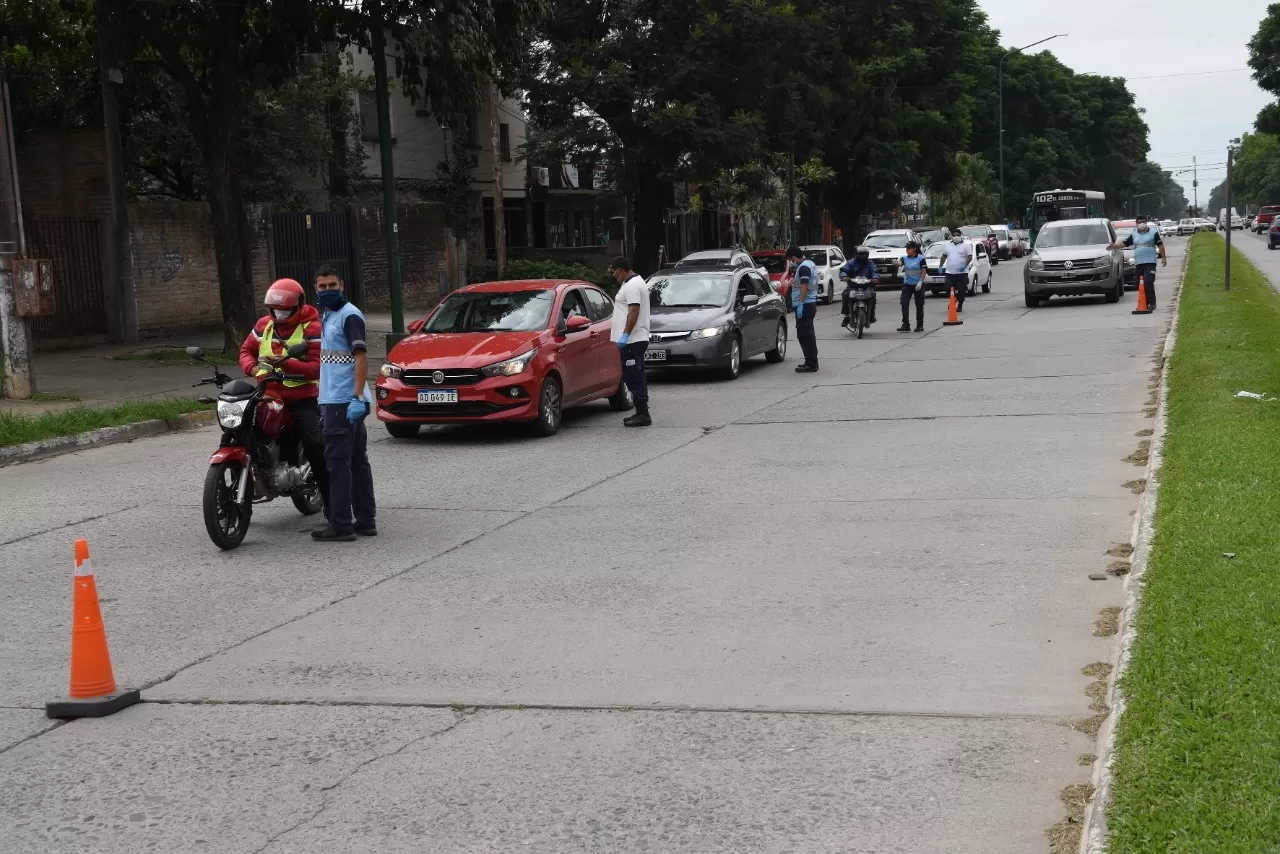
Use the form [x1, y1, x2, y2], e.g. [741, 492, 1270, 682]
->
[1078, 248, 1188, 854]
[0, 410, 216, 468]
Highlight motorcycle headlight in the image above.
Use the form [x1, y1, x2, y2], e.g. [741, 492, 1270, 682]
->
[1124, 256, 1136, 267]
[691, 325, 725, 340]
[1094, 255, 1112, 268]
[380, 362, 404, 379]
[480, 348, 537, 377]
[217, 399, 249, 429]
[1028, 255, 1044, 271]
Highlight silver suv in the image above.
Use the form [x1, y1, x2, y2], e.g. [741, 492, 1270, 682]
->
[1023, 218, 1124, 307]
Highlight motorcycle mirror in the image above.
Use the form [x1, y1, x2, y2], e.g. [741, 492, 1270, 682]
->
[186, 346, 205, 360]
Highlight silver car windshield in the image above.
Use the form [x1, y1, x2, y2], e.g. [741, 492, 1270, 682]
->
[862, 235, 907, 249]
[1036, 224, 1111, 248]
[649, 273, 733, 308]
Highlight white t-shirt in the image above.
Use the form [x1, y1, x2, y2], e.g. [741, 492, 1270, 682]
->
[941, 240, 973, 274]
[610, 274, 651, 343]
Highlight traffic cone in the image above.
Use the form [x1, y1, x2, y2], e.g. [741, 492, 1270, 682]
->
[1132, 275, 1153, 315]
[943, 287, 963, 326]
[45, 539, 139, 719]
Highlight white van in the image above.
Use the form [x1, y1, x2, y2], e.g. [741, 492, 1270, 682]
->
[1219, 208, 1244, 230]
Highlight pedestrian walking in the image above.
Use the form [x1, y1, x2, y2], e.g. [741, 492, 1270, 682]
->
[789, 245, 820, 372]
[896, 242, 927, 332]
[311, 264, 376, 542]
[941, 229, 973, 314]
[1109, 214, 1166, 310]
[608, 257, 653, 427]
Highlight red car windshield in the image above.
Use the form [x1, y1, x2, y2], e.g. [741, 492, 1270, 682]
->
[425, 290, 556, 333]
[960, 227, 989, 239]
[754, 255, 788, 275]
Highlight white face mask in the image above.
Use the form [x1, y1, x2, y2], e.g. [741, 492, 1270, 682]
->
[952, 235, 964, 244]
[271, 308, 293, 321]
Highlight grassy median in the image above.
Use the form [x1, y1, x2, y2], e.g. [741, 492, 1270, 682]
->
[1107, 233, 1280, 851]
[0, 398, 208, 448]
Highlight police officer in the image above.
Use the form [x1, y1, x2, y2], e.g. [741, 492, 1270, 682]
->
[311, 264, 376, 542]
[839, 248, 880, 328]
[896, 241, 927, 333]
[1109, 214, 1167, 309]
[788, 245, 820, 372]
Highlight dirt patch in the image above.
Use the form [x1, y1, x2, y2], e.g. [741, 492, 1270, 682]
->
[1065, 714, 1107, 739]
[1046, 782, 1095, 854]
[1143, 406, 1157, 418]
[1078, 752, 1097, 767]
[1094, 606, 1122, 637]
[1123, 479, 1147, 494]
[1083, 662, 1113, 713]
[1106, 560, 1132, 577]
[1124, 440, 1151, 466]
[1106, 543, 1134, 558]
[1135, 428, 1153, 438]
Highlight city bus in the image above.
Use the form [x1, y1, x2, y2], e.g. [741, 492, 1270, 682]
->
[1027, 189, 1106, 242]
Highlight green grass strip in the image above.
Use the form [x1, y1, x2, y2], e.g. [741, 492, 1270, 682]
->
[0, 398, 208, 448]
[1108, 233, 1280, 851]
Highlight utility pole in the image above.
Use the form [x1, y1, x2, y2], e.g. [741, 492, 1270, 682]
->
[488, 78, 506, 276]
[96, 0, 137, 343]
[1192, 156, 1199, 213]
[0, 76, 33, 398]
[999, 34, 1067, 220]
[369, 0, 405, 345]
[787, 150, 796, 246]
[1225, 145, 1233, 291]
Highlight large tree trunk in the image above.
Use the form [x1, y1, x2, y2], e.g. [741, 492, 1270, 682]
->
[206, 135, 259, 353]
[632, 162, 664, 276]
[489, 80, 506, 275]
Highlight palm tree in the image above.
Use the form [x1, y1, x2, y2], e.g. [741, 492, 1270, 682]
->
[935, 153, 1001, 226]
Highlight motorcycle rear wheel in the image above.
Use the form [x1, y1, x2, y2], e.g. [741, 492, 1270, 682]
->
[203, 461, 252, 550]
[291, 481, 324, 516]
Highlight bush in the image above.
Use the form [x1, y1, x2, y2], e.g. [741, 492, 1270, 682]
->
[470, 259, 615, 294]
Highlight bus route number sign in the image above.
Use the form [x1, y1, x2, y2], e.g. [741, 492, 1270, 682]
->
[1035, 193, 1083, 204]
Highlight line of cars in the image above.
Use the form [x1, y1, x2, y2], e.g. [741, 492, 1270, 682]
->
[1176, 217, 1217, 236]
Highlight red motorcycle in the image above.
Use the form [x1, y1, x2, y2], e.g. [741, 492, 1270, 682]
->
[187, 346, 324, 550]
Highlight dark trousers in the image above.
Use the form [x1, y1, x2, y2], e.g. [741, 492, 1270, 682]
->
[842, 289, 877, 321]
[321, 403, 375, 534]
[946, 273, 967, 306]
[1135, 263, 1157, 307]
[620, 342, 649, 413]
[795, 305, 818, 365]
[286, 399, 329, 511]
[900, 286, 924, 328]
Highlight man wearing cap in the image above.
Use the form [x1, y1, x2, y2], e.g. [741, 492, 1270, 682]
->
[608, 257, 653, 427]
[788, 245, 820, 373]
[1109, 214, 1166, 310]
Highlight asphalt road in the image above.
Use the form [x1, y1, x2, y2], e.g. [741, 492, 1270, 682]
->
[1229, 227, 1280, 288]
[0, 247, 1182, 853]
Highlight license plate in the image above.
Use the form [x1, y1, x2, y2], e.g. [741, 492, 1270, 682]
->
[928, 275, 944, 283]
[644, 349, 667, 362]
[417, 389, 458, 404]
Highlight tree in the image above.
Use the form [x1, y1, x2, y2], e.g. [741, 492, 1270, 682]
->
[1248, 3, 1280, 95]
[0, 0, 99, 134]
[1229, 133, 1280, 208]
[933, 152, 1000, 226]
[1128, 161, 1189, 220]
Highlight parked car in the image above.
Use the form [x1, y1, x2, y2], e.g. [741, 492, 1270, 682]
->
[1023, 218, 1124, 307]
[912, 225, 951, 247]
[987, 224, 1013, 260]
[799, 244, 846, 304]
[645, 266, 788, 379]
[1253, 205, 1280, 233]
[958, 225, 1000, 265]
[751, 249, 792, 307]
[1111, 220, 1139, 289]
[1269, 221, 1280, 249]
[1017, 229, 1032, 256]
[1177, 218, 1198, 236]
[675, 248, 759, 271]
[922, 238, 992, 297]
[376, 280, 632, 439]
[1197, 218, 1217, 232]
[858, 230, 921, 283]
[1159, 219, 1176, 234]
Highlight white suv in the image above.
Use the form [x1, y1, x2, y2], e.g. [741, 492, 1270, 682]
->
[798, 244, 846, 304]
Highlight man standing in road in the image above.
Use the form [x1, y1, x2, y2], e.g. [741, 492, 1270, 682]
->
[609, 257, 652, 427]
[789, 245, 820, 373]
[1110, 214, 1167, 310]
[312, 265, 376, 542]
[941, 229, 973, 314]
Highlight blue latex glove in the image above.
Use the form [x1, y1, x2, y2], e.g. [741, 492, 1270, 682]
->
[617, 332, 630, 349]
[795, 303, 804, 319]
[347, 397, 369, 424]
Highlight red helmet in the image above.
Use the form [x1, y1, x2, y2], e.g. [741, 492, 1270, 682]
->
[264, 279, 305, 314]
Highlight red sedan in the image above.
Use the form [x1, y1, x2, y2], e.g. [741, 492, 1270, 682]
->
[376, 279, 633, 438]
[751, 249, 793, 306]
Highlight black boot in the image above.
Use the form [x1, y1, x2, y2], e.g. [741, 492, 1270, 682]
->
[897, 323, 911, 333]
[841, 316, 850, 328]
[624, 408, 652, 427]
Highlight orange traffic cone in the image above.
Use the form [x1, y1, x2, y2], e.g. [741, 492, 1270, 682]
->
[943, 287, 964, 326]
[45, 539, 139, 719]
[1132, 275, 1153, 315]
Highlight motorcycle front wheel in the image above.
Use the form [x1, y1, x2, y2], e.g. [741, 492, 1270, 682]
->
[854, 305, 866, 339]
[203, 460, 252, 550]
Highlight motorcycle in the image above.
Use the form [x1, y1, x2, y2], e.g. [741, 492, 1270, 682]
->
[842, 276, 876, 339]
[187, 345, 324, 550]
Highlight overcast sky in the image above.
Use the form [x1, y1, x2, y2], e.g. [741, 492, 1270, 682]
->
[977, 0, 1273, 208]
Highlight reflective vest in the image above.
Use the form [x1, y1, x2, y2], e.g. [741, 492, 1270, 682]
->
[258, 320, 316, 389]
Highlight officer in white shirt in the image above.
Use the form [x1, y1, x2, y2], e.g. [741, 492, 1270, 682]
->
[941, 230, 973, 312]
[608, 257, 652, 427]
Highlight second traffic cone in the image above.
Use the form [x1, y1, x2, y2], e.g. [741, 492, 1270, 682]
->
[943, 287, 963, 326]
[45, 539, 139, 719]
[1132, 275, 1153, 315]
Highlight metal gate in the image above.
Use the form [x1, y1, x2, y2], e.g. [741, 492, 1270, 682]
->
[26, 217, 108, 347]
[271, 210, 359, 303]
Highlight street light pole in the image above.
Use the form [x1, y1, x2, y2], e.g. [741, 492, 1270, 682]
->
[999, 34, 1066, 220]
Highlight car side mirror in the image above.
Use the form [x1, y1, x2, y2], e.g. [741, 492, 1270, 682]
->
[408, 318, 426, 335]
[563, 314, 591, 334]
[740, 294, 760, 307]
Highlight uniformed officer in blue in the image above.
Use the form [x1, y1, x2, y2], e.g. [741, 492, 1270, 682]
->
[1110, 214, 1167, 310]
[311, 264, 376, 542]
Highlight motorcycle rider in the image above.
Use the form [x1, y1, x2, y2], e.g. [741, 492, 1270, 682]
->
[839, 248, 880, 328]
[238, 278, 330, 517]
[895, 241, 927, 333]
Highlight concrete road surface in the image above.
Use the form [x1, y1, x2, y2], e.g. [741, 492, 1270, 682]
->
[0, 246, 1182, 853]
[1230, 227, 1280, 289]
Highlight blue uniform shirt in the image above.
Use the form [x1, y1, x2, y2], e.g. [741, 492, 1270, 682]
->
[319, 300, 372, 405]
[792, 259, 820, 308]
[900, 254, 926, 286]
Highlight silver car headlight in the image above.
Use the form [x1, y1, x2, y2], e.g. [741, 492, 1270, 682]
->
[1028, 255, 1044, 271]
[217, 399, 249, 429]
[480, 348, 537, 377]
[691, 325, 725, 340]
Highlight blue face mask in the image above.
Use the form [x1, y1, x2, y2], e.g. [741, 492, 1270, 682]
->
[316, 289, 346, 311]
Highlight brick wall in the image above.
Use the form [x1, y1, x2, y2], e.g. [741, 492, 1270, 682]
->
[130, 201, 270, 339]
[355, 202, 451, 311]
[15, 130, 112, 220]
